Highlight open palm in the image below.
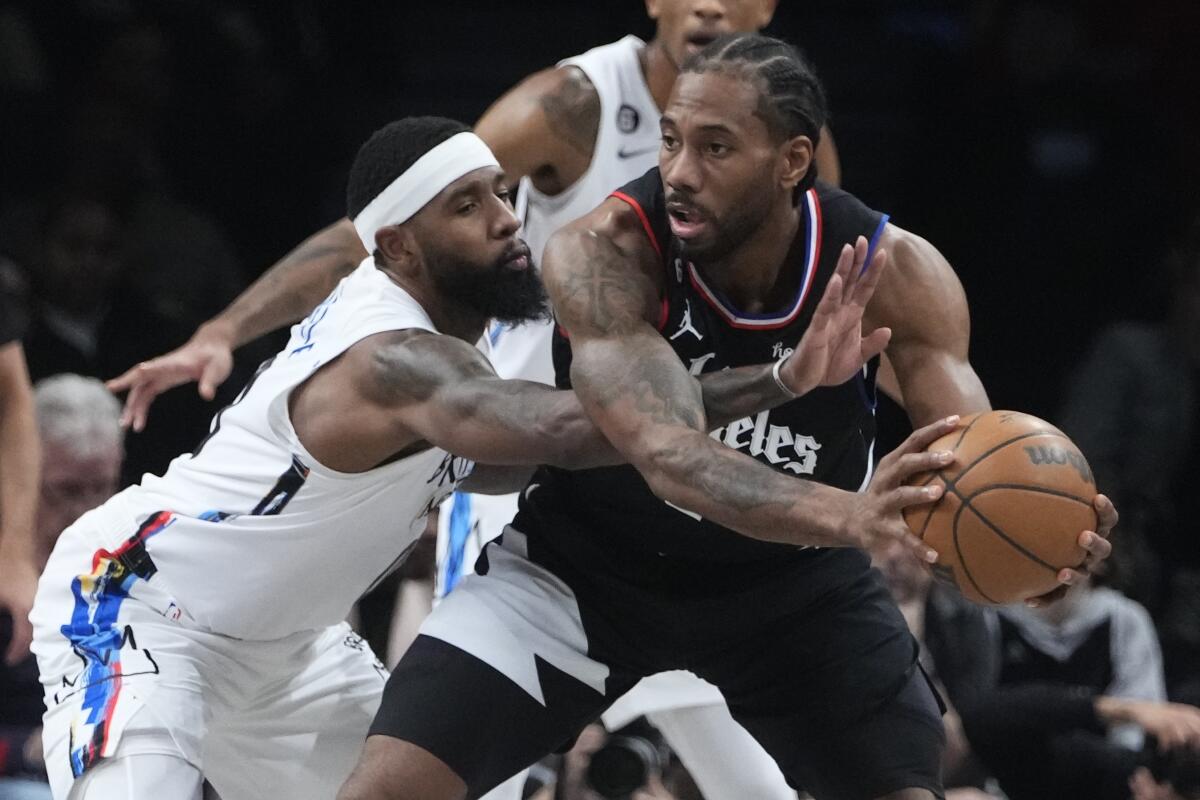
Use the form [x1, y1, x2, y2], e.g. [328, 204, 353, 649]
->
[779, 235, 891, 394]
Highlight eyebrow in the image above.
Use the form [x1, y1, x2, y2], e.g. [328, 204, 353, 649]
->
[659, 115, 738, 137]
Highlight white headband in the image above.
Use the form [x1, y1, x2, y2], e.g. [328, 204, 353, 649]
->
[352, 131, 500, 251]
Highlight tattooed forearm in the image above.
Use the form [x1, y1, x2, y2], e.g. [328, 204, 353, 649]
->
[638, 413, 851, 547]
[539, 67, 601, 159]
[697, 364, 792, 429]
[219, 219, 363, 346]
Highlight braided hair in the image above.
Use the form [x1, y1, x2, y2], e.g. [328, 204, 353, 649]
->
[682, 33, 827, 195]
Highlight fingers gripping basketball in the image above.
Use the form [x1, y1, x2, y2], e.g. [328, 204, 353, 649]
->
[903, 410, 1098, 604]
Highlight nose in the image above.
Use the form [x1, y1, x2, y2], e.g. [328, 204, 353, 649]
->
[693, 0, 726, 23]
[662, 143, 702, 197]
[491, 194, 521, 239]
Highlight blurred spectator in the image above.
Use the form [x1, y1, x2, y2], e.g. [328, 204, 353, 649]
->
[2, 180, 246, 480]
[963, 580, 1200, 800]
[873, 539, 1002, 797]
[0, 373, 122, 798]
[527, 721, 678, 800]
[1060, 215, 1200, 702]
[0, 257, 41, 669]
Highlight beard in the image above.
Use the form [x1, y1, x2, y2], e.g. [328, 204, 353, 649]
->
[668, 187, 771, 265]
[427, 242, 549, 325]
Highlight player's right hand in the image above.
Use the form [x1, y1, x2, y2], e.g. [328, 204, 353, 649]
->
[106, 323, 235, 432]
[848, 416, 960, 563]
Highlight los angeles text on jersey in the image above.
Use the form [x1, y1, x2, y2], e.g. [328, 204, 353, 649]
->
[710, 410, 821, 475]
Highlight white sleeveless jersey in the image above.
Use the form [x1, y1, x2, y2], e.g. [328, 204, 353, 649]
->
[439, 36, 661, 592]
[490, 35, 662, 385]
[92, 260, 476, 640]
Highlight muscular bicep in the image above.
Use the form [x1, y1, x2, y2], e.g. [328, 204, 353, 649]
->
[869, 225, 990, 426]
[543, 203, 706, 466]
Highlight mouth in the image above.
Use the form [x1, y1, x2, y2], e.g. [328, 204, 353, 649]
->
[666, 201, 711, 240]
[683, 29, 721, 56]
[502, 244, 532, 271]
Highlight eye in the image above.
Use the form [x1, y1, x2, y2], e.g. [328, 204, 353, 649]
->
[707, 142, 730, 157]
[661, 133, 679, 151]
[496, 188, 512, 205]
[457, 201, 478, 215]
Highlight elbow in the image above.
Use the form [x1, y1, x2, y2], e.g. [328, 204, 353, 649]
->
[533, 411, 592, 469]
[636, 442, 693, 508]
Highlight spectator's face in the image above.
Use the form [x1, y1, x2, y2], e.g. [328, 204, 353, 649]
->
[37, 439, 122, 559]
[873, 538, 932, 604]
[41, 200, 123, 314]
[646, 0, 776, 68]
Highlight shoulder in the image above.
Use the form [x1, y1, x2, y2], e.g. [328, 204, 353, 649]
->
[477, 65, 600, 162]
[874, 224, 965, 312]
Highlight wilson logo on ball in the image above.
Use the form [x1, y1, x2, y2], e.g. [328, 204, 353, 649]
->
[1022, 446, 1094, 484]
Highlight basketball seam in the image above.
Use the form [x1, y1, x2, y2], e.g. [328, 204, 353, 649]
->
[950, 413, 987, 451]
[964, 483, 1094, 508]
[961, 500, 1061, 573]
[952, 500, 1000, 604]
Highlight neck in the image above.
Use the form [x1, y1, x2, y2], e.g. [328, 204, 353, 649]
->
[696, 198, 802, 314]
[379, 267, 488, 344]
[640, 38, 679, 111]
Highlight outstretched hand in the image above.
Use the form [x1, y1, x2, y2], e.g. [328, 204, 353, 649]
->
[778, 235, 891, 395]
[106, 323, 236, 432]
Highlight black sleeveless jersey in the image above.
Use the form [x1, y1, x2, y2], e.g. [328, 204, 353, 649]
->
[518, 167, 889, 564]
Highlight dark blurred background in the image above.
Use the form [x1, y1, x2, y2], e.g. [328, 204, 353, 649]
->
[2, 3, 1199, 797]
[2, 0, 1197, 477]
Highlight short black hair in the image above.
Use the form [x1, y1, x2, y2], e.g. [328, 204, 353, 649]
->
[683, 33, 827, 194]
[346, 116, 471, 220]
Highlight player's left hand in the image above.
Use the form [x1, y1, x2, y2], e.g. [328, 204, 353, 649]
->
[778, 235, 892, 395]
[1026, 493, 1116, 607]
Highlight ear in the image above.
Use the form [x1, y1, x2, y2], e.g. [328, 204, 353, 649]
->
[645, 0, 661, 21]
[374, 225, 420, 270]
[757, 0, 780, 28]
[780, 135, 814, 194]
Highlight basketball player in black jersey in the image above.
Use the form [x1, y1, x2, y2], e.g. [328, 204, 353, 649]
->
[339, 34, 1116, 800]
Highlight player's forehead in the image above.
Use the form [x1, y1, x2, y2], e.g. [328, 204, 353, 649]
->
[662, 71, 764, 134]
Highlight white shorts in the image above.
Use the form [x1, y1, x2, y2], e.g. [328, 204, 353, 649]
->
[31, 511, 387, 800]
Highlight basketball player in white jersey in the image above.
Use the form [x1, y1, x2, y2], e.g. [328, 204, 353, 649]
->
[108, 3, 829, 796]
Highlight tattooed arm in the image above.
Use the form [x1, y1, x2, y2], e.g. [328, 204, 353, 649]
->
[291, 329, 621, 472]
[543, 199, 955, 554]
[476, 66, 600, 196]
[109, 218, 366, 430]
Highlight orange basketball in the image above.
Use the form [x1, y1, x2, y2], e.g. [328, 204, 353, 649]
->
[903, 410, 1098, 605]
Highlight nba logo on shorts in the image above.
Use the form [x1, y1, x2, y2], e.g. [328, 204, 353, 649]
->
[617, 104, 639, 133]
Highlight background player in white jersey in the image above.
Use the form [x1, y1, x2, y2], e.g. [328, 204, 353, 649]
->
[109, 4, 824, 796]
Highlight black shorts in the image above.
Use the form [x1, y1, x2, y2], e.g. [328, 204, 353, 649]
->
[371, 521, 946, 800]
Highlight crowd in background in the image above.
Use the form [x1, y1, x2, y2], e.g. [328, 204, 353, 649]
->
[1, 1, 1198, 798]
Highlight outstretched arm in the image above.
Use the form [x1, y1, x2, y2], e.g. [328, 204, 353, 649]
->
[108, 218, 366, 430]
[542, 199, 954, 553]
